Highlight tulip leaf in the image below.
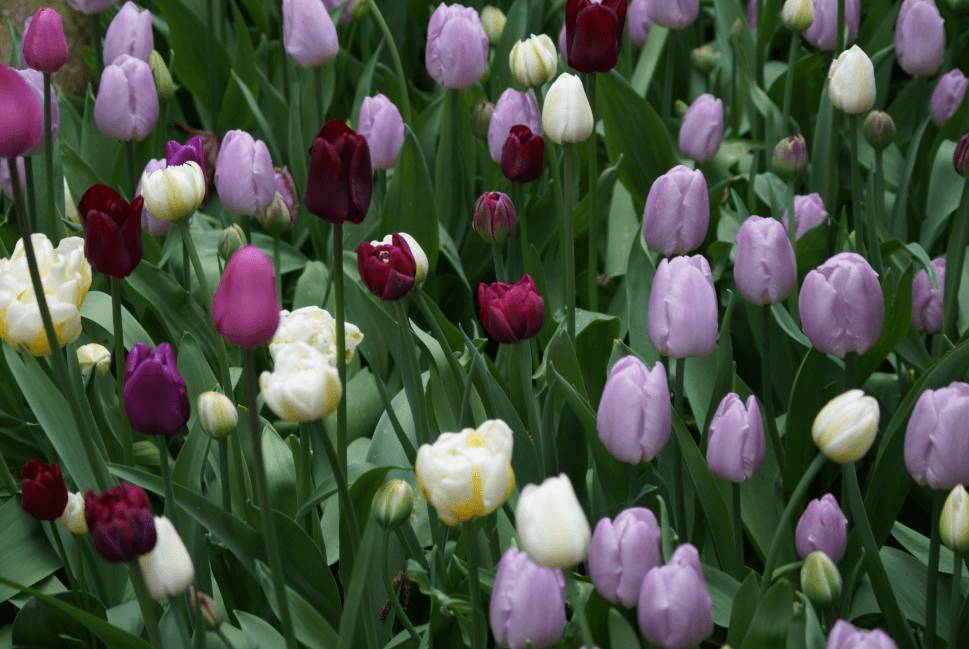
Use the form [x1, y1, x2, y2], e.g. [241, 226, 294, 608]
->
[78, 88, 121, 199]
[607, 601, 640, 649]
[727, 574, 761, 647]
[888, 114, 932, 238]
[79, 291, 155, 350]
[739, 580, 794, 649]
[890, 521, 960, 575]
[254, 561, 340, 649]
[703, 565, 742, 628]
[261, 425, 298, 518]
[236, 610, 287, 648]
[0, 500, 61, 607]
[336, 521, 381, 649]
[381, 125, 440, 270]
[624, 236, 661, 366]
[856, 264, 914, 386]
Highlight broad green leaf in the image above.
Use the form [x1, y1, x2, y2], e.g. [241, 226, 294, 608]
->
[80, 291, 154, 350]
[625, 237, 660, 365]
[254, 561, 339, 649]
[727, 574, 760, 647]
[608, 607, 640, 649]
[857, 265, 914, 385]
[739, 580, 794, 649]
[381, 126, 440, 269]
[0, 500, 61, 606]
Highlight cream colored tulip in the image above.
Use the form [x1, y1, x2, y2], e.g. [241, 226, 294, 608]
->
[270, 306, 363, 367]
[828, 45, 876, 115]
[515, 473, 591, 569]
[782, 0, 814, 33]
[60, 492, 88, 534]
[510, 34, 557, 88]
[138, 516, 195, 600]
[812, 389, 880, 463]
[140, 161, 205, 223]
[77, 343, 111, 378]
[542, 73, 594, 144]
[197, 391, 238, 439]
[260, 342, 343, 422]
[941, 485, 969, 552]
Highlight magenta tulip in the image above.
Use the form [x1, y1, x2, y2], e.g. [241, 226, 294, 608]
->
[212, 245, 280, 348]
[0, 63, 43, 159]
[21, 9, 69, 73]
[733, 215, 797, 306]
[588, 508, 662, 607]
[124, 343, 190, 437]
[478, 275, 545, 344]
[357, 233, 417, 301]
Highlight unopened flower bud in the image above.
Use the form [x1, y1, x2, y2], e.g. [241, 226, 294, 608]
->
[258, 193, 293, 235]
[782, 0, 814, 33]
[674, 99, 689, 117]
[77, 343, 111, 378]
[941, 485, 969, 552]
[955, 134, 969, 179]
[472, 99, 495, 140]
[197, 391, 237, 439]
[690, 46, 719, 74]
[60, 491, 88, 534]
[812, 389, 880, 464]
[148, 50, 175, 101]
[188, 587, 224, 630]
[473, 191, 517, 244]
[863, 111, 896, 150]
[800, 551, 842, 608]
[64, 178, 80, 224]
[772, 134, 808, 182]
[510, 34, 557, 88]
[350, 0, 369, 21]
[371, 479, 415, 530]
[731, 17, 743, 40]
[480, 6, 506, 45]
[218, 224, 246, 261]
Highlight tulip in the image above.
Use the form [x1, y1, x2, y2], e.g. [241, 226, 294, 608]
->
[214, 131, 275, 216]
[426, 3, 489, 90]
[218, 224, 246, 261]
[322, 0, 355, 24]
[480, 5, 506, 44]
[140, 157, 206, 224]
[376, 232, 427, 284]
[304, 120, 372, 224]
[472, 99, 494, 140]
[148, 50, 174, 101]
[259, 194, 293, 235]
[558, 25, 568, 61]
[516, 473, 591, 569]
[812, 389, 880, 464]
[77, 343, 111, 378]
[863, 111, 896, 150]
[64, 178, 80, 224]
[188, 587, 224, 630]
[357, 232, 418, 301]
[826, 620, 899, 649]
[372, 480, 415, 530]
[135, 159, 171, 235]
[596, 355, 671, 464]
[588, 508, 662, 607]
[542, 73, 594, 143]
[781, 192, 829, 240]
[690, 46, 719, 75]
[415, 420, 514, 525]
[124, 342, 191, 437]
[706, 393, 766, 482]
[488, 88, 543, 164]
[0, 64, 43, 159]
[21, 460, 68, 521]
[269, 166, 299, 225]
[772, 133, 808, 182]
[637, 544, 714, 649]
[803, 0, 860, 51]
[0, 234, 92, 356]
[138, 516, 194, 600]
[510, 34, 558, 88]
[628, 0, 652, 47]
[930, 70, 968, 127]
[647, 0, 699, 29]
[782, 0, 814, 32]
[21, 9, 69, 73]
[474, 191, 517, 244]
[84, 483, 157, 563]
[197, 392, 238, 439]
[260, 342, 343, 421]
[358, 94, 405, 170]
[94, 55, 158, 141]
[904, 382, 969, 490]
[733, 215, 797, 306]
[501, 125, 546, 183]
[941, 485, 969, 552]
[478, 275, 545, 344]
[64, 0, 120, 14]
[60, 491, 88, 534]
[828, 46, 876, 115]
[895, 0, 945, 77]
[747, 0, 757, 28]
[796, 493, 848, 561]
[648, 255, 718, 358]
[170, 131, 215, 194]
[0, 158, 26, 200]
[957, 135, 969, 179]
[212, 245, 280, 348]
[103, 2, 153, 65]
[564, 0, 627, 73]
[641, 165, 709, 257]
[912, 258, 946, 334]
[800, 551, 842, 608]
[679, 94, 723, 163]
[270, 306, 364, 367]
[283, 0, 339, 68]
[489, 547, 567, 649]
[78, 184, 144, 278]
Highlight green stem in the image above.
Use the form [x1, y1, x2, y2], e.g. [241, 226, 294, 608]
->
[535, 86, 566, 259]
[313, 419, 361, 548]
[491, 243, 506, 282]
[918, 76, 928, 206]
[586, 72, 599, 313]
[215, 626, 238, 649]
[952, 550, 963, 649]
[157, 437, 181, 536]
[513, 184, 530, 277]
[367, 0, 410, 125]
[761, 305, 786, 470]
[944, 184, 969, 341]
[673, 357, 687, 541]
[836, 0, 845, 55]
[182, 240, 190, 291]
[411, 289, 466, 398]
[875, 147, 885, 237]
[126, 141, 137, 200]
[844, 352, 856, 391]
[127, 563, 162, 649]
[824, 96, 842, 225]
[219, 438, 231, 512]
[449, 89, 461, 232]
[782, 33, 798, 135]
[662, 30, 675, 132]
[731, 45, 741, 137]
[733, 482, 744, 582]
[563, 143, 576, 342]
[24, 157, 37, 234]
[273, 232, 282, 305]
[314, 67, 325, 127]
[381, 530, 421, 645]
[515, 341, 545, 480]
[92, 15, 103, 86]
[394, 301, 431, 446]
[43, 73, 55, 237]
[463, 522, 484, 649]
[111, 277, 133, 466]
[207, 0, 220, 131]
[298, 423, 314, 537]
[852, 115, 881, 274]
[0, 445, 20, 496]
[173, 595, 193, 648]
[333, 222, 348, 478]
[563, 571, 597, 649]
[47, 520, 77, 594]
[926, 490, 944, 649]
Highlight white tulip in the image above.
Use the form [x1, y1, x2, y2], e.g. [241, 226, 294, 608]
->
[76, 343, 111, 378]
[782, 0, 814, 33]
[812, 389, 880, 463]
[259, 342, 343, 422]
[415, 419, 515, 526]
[515, 473, 591, 569]
[941, 485, 969, 553]
[140, 161, 206, 223]
[542, 73, 594, 144]
[510, 34, 557, 88]
[828, 45, 876, 115]
[371, 232, 429, 284]
[270, 306, 363, 367]
[60, 492, 88, 534]
[138, 516, 195, 600]
[197, 391, 238, 439]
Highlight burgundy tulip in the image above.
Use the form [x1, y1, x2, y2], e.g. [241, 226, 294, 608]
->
[84, 483, 157, 563]
[357, 232, 418, 301]
[21, 460, 68, 521]
[124, 342, 190, 437]
[305, 120, 372, 224]
[565, 0, 628, 73]
[955, 134, 969, 179]
[79, 184, 144, 278]
[501, 125, 545, 183]
[478, 275, 545, 344]
[473, 191, 517, 244]
[212, 245, 280, 348]
[21, 9, 69, 73]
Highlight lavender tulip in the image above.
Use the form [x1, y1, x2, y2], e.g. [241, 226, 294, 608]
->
[0, 64, 43, 159]
[648, 255, 718, 358]
[642, 165, 709, 257]
[214, 130, 275, 216]
[489, 547, 566, 649]
[283, 0, 339, 68]
[0, 158, 26, 200]
[358, 94, 405, 170]
[588, 508, 662, 607]
[94, 55, 158, 141]
[103, 2, 153, 65]
[895, 0, 945, 77]
[637, 544, 714, 649]
[803, 0, 860, 51]
[826, 620, 899, 649]
[912, 258, 946, 334]
[799, 252, 883, 358]
[426, 3, 489, 90]
[782, 193, 829, 240]
[679, 94, 723, 162]
[14, 69, 59, 157]
[706, 393, 765, 482]
[747, 0, 757, 28]
[21, 9, 68, 73]
[647, 0, 699, 30]
[930, 70, 968, 127]
[558, 25, 568, 61]
[904, 382, 969, 490]
[795, 493, 848, 562]
[488, 88, 542, 163]
[734, 215, 797, 306]
[628, 0, 651, 47]
[124, 342, 190, 437]
[323, 0, 354, 25]
[596, 356, 671, 464]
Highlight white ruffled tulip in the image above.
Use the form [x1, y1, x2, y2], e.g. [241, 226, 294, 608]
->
[259, 342, 343, 422]
[812, 389, 880, 463]
[60, 492, 88, 534]
[371, 232, 429, 284]
[415, 420, 515, 526]
[542, 73, 594, 144]
[138, 516, 195, 600]
[516, 473, 591, 569]
[140, 161, 206, 223]
[828, 45, 876, 115]
[510, 34, 557, 88]
[270, 306, 363, 367]
[197, 391, 238, 439]
[941, 485, 969, 552]
[782, 0, 814, 32]
[76, 343, 111, 378]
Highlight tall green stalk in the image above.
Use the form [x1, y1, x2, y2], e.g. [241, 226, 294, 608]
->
[563, 143, 576, 342]
[92, 15, 103, 85]
[111, 277, 134, 466]
[42, 73, 55, 237]
[761, 306, 785, 469]
[127, 563, 162, 649]
[515, 341, 545, 480]
[786, 180, 800, 328]
[586, 72, 599, 313]
[333, 222, 348, 477]
[0, 447, 19, 496]
[313, 418, 362, 549]
[207, 0, 220, 131]
[673, 357, 687, 541]
[315, 67, 325, 127]
[926, 490, 944, 649]
[394, 301, 431, 446]
[952, 550, 963, 649]
[381, 529, 421, 644]
[782, 34, 799, 135]
[943, 183, 969, 341]
[273, 232, 282, 304]
[491, 243, 506, 282]
[661, 30, 675, 132]
[850, 115, 881, 274]
[24, 158, 37, 234]
[733, 483, 744, 581]
[464, 522, 484, 649]
[157, 437, 180, 536]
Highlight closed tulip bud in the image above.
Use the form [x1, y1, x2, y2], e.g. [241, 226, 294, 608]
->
[95, 55, 158, 141]
[103, 2, 153, 66]
[674, 99, 689, 117]
[690, 46, 718, 74]
[488, 88, 542, 163]
[516, 473, 591, 568]
[426, 3, 489, 89]
[772, 134, 808, 182]
[64, 0, 120, 14]
[912, 258, 945, 334]
[188, 588, 224, 630]
[828, 46, 876, 114]
[79, 184, 144, 277]
[260, 342, 343, 422]
[804, 0, 860, 51]
[259, 193, 294, 235]
[140, 157, 206, 223]
[812, 389, 880, 464]
[628, 0, 652, 48]
[77, 343, 111, 378]
[472, 100, 495, 140]
[565, 0, 627, 73]
[125, 343, 191, 436]
[648, 0, 698, 30]
[502, 125, 545, 183]
[148, 50, 174, 101]
[706, 393, 766, 482]
[895, 0, 945, 77]
[371, 479, 415, 530]
[782, 192, 829, 240]
[826, 620, 899, 649]
[60, 491, 88, 534]
[956, 135, 969, 179]
[213, 245, 280, 348]
[0, 158, 26, 200]
[510, 34, 557, 88]
[64, 179, 80, 224]
[904, 382, 969, 489]
[138, 516, 194, 600]
[0, 64, 43, 158]
[543, 73, 594, 143]
[642, 165, 709, 257]
[416, 420, 515, 525]
[801, 551, 842, 608]
[215, 131, 275, 216]
[357, 233, 418, 300]
[679, 94, 723, 162]
[474, 191, 517, 244]
[304, 121, 372, 225]
[589, 508, 662, 607]
[782, 0, 814, 32]
[941, 485, 969, 552]
[931, 71, 969, 128]
[731, 17, 743, 41]
[597, 356, 671, 464]
[22, 9, 69, 73]
[478, 275, 545, 344]
[14, 69, 58, 157]
[490, 547, 566, 649]
[480, 5, 506, 44]
[84, 483, 157, 563]
[358, 94, 405, 170]
[283, 0, 339, 68]
[197, 392, 237, 439]
[21, 460, 68, 521]
[218, 224, 246, 261]
[863, 111, 896, 149]
[637, 544, 714, 649]
[270, 306, 363, 367]
[796, 493, 848, 561]
[648, 255, 718, 358]
[734, 215, 797, 306]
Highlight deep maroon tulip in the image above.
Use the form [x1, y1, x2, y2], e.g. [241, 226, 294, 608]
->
[305, 120, 372, 224]
[78, 184, 144, 278]
[956, 134, 969, 179]
[124, 342, 190, 437]
[473, 191, 517, 244]
[84, 483, 157, 563]
[21, 9, 69, 73]
[0, 63, 43, 159]
[478, 275, 544, 344]
[21, 460, 68, 521]
[213, 245, 280, 348]
[357, 233, 417, 301]
[501, 125, 545, 183]
[565, 0, 628, 73]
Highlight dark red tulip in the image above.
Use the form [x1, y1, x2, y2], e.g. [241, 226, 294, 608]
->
[501, 125, 544, 183]
[79, 184, 144, 278]
[84, 483, 157, 563]
[357, 233, 417, 301]
[955, 134, 969, 179]
[21, 460, 68, 521]
[565, 0, 627, 73]
[478, 275, 545, 344]
[124, 342, 190, 436]
[305, 120, 372, 224]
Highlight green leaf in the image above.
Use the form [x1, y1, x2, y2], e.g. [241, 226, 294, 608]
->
[236, 610, 287, 648]
[491, 0, 528, 95]
[727, 574, 761, 647]
[80, 291, 154, 350]
[336, 521, 380, 649]
[608, 607, 640, 649]
[381, 126, 440, 269]
[739, 580, 794, 649]
[262, 425, 298, 518]
[624, 237, 660, 365]
[254, 561, 339, 649]
[920, 140, 966, 251]
[888, 115, 932, 238]
[229, 68, 282, 163]
[0, 500, 61, 606]
[856, 265, 914, 385]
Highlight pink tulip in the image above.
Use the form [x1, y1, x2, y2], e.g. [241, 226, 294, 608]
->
[212, 245, 280, 348]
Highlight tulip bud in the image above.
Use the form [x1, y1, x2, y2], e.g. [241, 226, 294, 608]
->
[478, 275, 545, 344]
[488, 88, 542, 163]
[772, 134, 808, 182]
[912, 258, 946, 334]
[77, 343, 111, 378]
[941, 485, 969, 552]
[597, 356, 671, 464]
[648, 255, 718, 358]
[826, 620, 898, 649]
[371, 479, 415, 530]
[21, 9, 69, 73]
[148, 50, 175, 102]
[628, 0, 652, 47]
[480, 6, 506, 45]
[862, 111, 896, 150]
[103, 2, 153, 66]
[904, 382, 969, 489]
[260, 342, 343, 422]
[85, 483, 157, 563]
[217, 225, 246, 263]
[800, 551, 842, 608]
[140, 158, 206, 223]
[270, 306, 364, 367]
[804, 0, 860, 51]
[0, 64, 43, 159]
[638, 544, 714, 649]
[895, 0, 945, 78]
[21, 460, 69, 521]
[588, 508, 662, 607]
[213, 245, 280, 348]
[516, 473, 591, 569]
[796, 494, 848, 562]
[690, 46, 718, 74]
[197, 392, 238, 439]
[781, 0, 814, 33]
[731, 17, 743, 40]
[828, 46, 876, 114]
[679, 94, 724, 162]
[358, 94, 405, 170]
[305, 121, 372, 224]
[734, 215, 797, 306]
[648, 0, 699, 30]
[565, 0, 627, 73]
[812, 389, 880, 464]
[283, 0, 339, 68]
[955, 134, 969, 179]
[64, 179, 80, 224]
[674, 99, 689, 117]
[259, 193, 294, 235]
[474, 191, 517, 244]
[427, 3, 489, 89]
[706, 393, 766, 482]
[490, 548, 567, 649]
[125, 343, 191, 437]
[95, 55, 159, 141]
[188, 587, 224, 630]
[471, 100, 495, 140]
[139, 516, 195, 600]
[542, 73, 594, 144]
[60, 491, 88, 534]
[350, 0, 369, 20]
[510, 34, 557, 88]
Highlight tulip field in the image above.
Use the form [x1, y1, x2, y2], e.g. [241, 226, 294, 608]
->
[3, 0, 969, 647]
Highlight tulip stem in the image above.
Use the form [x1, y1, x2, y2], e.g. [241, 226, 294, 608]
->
[952, 551, 963, 649]
[852, 114, 882, 275]
[219, 438, 231, 512]
[563, 570, 597, 649]
[515, 341, 545, 480]
[944, 184, 969, 341]
[172, 596, 193, 648]
[463, 522, 485, 649]
[662, 30, 675, 133]
[786, 180, 800, 328]
[761, 305, 786, 472]
[381, 529, 421, 645]
[273, 232, 282, 305]
[125, 141, 137, 201]
[367, 0, 410, 125]
[47, 521, 77, 595]
[24, 158, 38, 234]
[491, 243, 506, 282]
[836, 0, 845, 55]
[297, 423, 314, 538]
[759, 452, 826, 601]
[513, 183, 530, 277]
[242, 349, 298, 649]
[127, 563, 163, 649]
[563, 143, 576, 342]
[314, 67, 325, 127]
[782, 34, 798, 136]
[43, 73, 56, 238]
[586, 72, 599, 313]
[412, 289, 466, 399]
[157, 437, 182, 537]
[313, 418, 361, 547]
[111, 277, 134, 467]
[92, 15, 103, 86]
[926, 490, 944, 649]
[844, 352, 855, 391]
[732, 483, 744, 581]
[394, 301, 431, 447]
[333, 221, 348, 478]
[673, 357, 687, 541]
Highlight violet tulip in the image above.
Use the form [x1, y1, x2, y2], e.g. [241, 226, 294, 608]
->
[642, 165, 709, 257]
[912, 258, 946, 334]
[648, 255, 718, 358]
[782, 192, 829, 240]
[21, 9, 68, 73]
[473, 191, 517, 244]
[826, 620, 899, 649]
[79, 184, 144, 278]
[212, 245, 280, 348]
[64, 0, 120, 14]
[558, 25, 568, 61]
[13, 69, 58, 157]
[799, 252, 884, 358]
[904, 382, 969, 490]
[0, 63, 43, 159]
[124, 342, 190, 437]
[678, 94, 723, 163]
[706, 393, 766, 483]
[283, 0, 339, 68]
[0, 158, 26, 200]
[747, 0, 758, 28]
[21, 460, 68, 521]
[796, 493, 848, 562]
[305, 120, 372, 224]
[803, 0, 860, 51]
[930, 70, 968, 127]
[357, 233, 418, 301]
[628, 0, 651, 47]
[103, 1, 153, 65]
[489, 547, 566, 649]
[94, 54, 158, 141]
[502, 125, 545, 183]
[733, 215, 797, 306]
[214, 130, 275, 216]
[322, 0, 354, 25]
[564, 0, 627, 73]
[488, 88, 542, 164]
[895, 0, 945, 77]
[596, 355, 671, 464]
[426, 3, 489, 90]
[647, 0, 699, 30]
[957, 135, 969, 179]
[478, 275, 545, 344]
[259, 166, 299, 233]
[588, 508, 662, 607]
[358, 94, 405, 170]
[637, 544, 714, 649]
[84, 483, 156, 563]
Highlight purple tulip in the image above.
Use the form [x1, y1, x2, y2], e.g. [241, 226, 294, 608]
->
[912, 258, 945, 334]
[214, 130, 275, 216]
[596, 356, 671, 464]
[283, 0, 339, 68]
[0, 158, 26, 200]
[21, 9, 68, 74]
[358, 94, 405, 170]
[826, 620, 899, 649]
[706, 393, 765, 483]
[426, 3, 489, 90]
[0, 63, 43, 159]
[272, 166, 299, 221]
[733, 215, 797, 306]
[804, 0, 860, 51]
[11, 69, 58, 157]
[103, 2, 153, 66]
[64, 0, 119, 14]
[628, 0, 652, 47]
[588, 508, 662, 607]
[747, 0, 757, 28]
[647, 0, 698, 30]
[564, 0, 627, 73]
[558, 25, 568, 61]
[637, 544, 714, 649]
[489, 547, 566, 649]
[799, 252, 884, 358]
[642, 165, 709, 257]
[212, 245, 280, 348]
[488, 88, 542, 163]
[904, 382, 969, 490]
[124, 342, 190, 437]
[795, 494, 848, 562]
[648, 255, 718, 358]
[782, 193, 830, 240]
[323, 0, 354, 25]
[895, 0, 945, 77]
[678, 94, 723, 162]
[930, 70, 968, 127]
[473, 191, 517, 244]
[137, 158, 172, 235]
[94, 55, 158, 141]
